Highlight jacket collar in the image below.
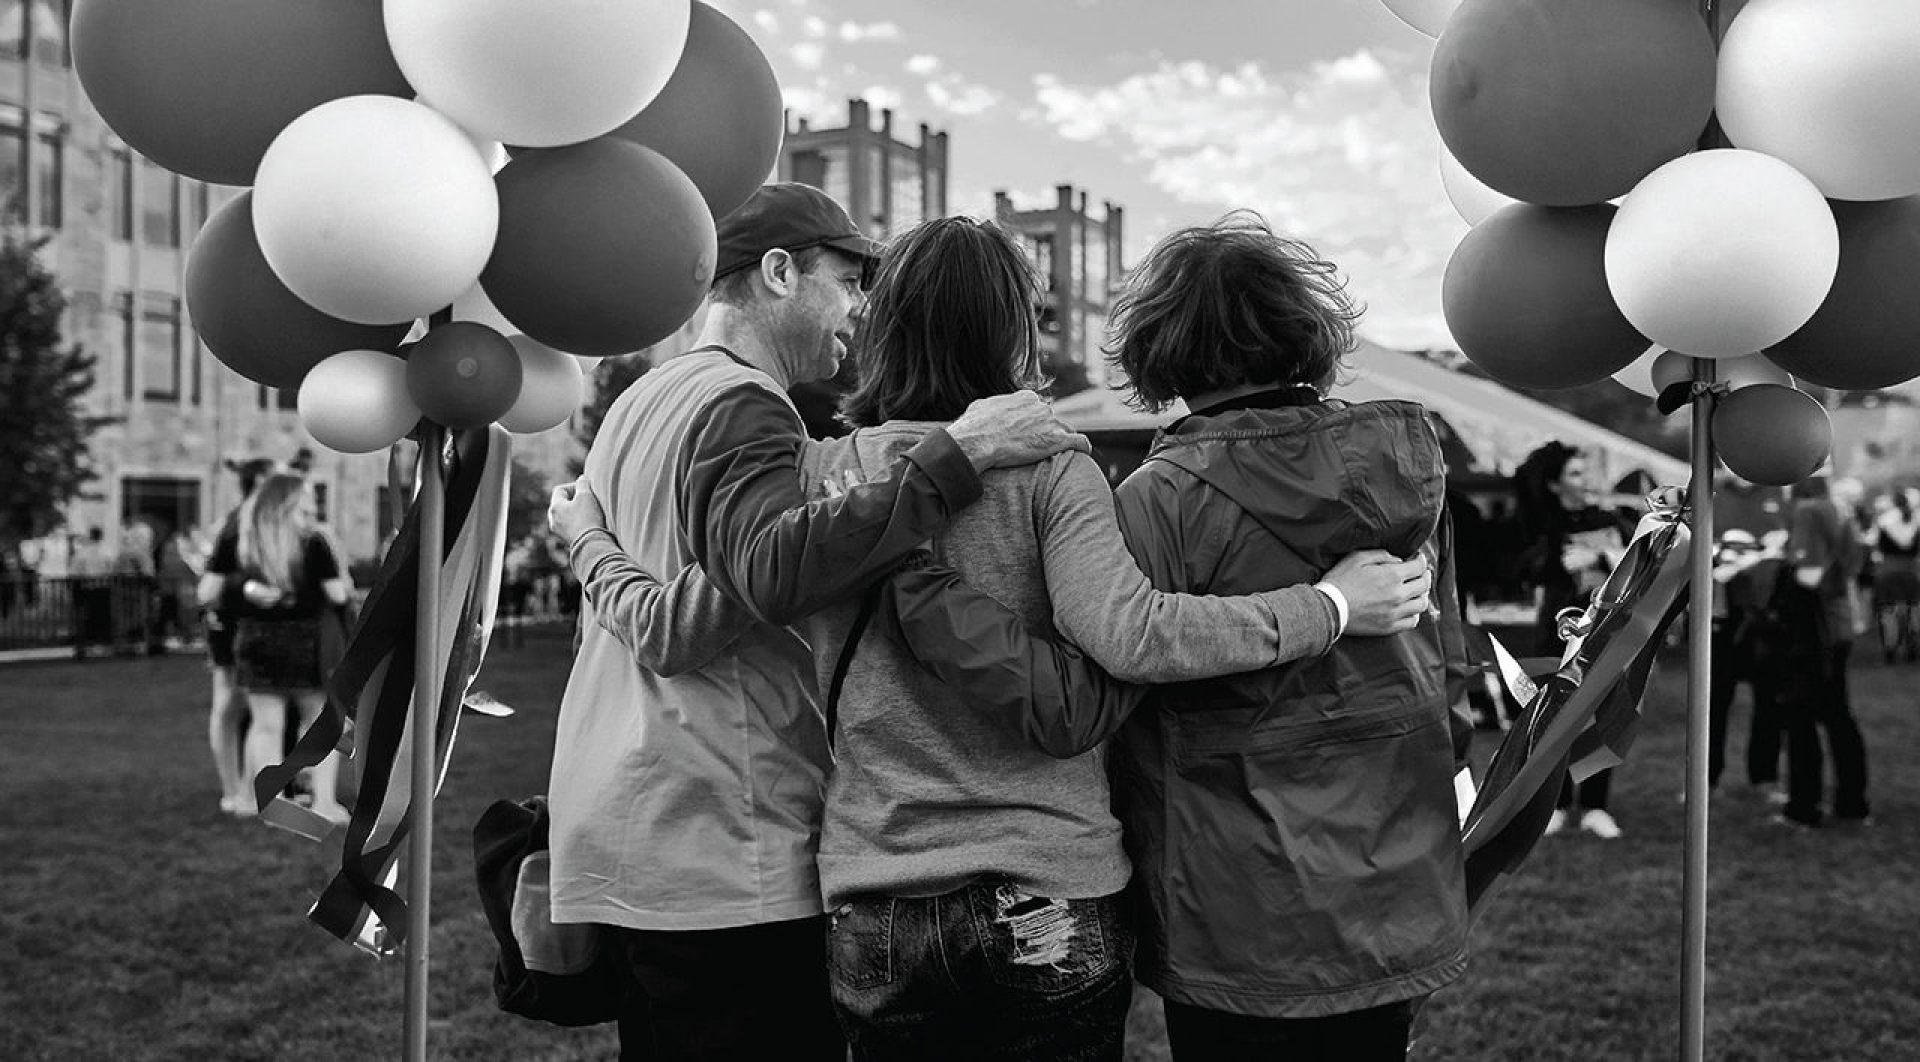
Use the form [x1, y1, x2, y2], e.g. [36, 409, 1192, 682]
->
[1168, 385, 1322, 434]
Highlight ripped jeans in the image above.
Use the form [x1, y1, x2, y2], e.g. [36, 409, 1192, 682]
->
[827, 880, 1134, 1061]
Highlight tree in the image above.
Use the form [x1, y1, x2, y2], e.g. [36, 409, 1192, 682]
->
[0, 229, 115, 540]
[505, 456, 555, 545]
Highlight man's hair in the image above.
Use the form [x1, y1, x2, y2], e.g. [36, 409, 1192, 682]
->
[839, 217, 1044, 429]
[1105, 211, 1361, 413]
[708, 246, 834, 307]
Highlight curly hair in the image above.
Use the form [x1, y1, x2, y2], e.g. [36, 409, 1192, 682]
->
[838, 216, 1045, 428]
[1104, 211, 1362, 413]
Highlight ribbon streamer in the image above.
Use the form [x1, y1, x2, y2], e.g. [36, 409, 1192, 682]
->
[1462, 488, 1693, 916]
[250, 425, 512, 956]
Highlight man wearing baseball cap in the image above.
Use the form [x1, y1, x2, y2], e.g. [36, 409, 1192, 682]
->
[544, 183, 1088, 1060]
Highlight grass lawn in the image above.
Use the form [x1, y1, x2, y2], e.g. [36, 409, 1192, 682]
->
[2, 628, 1915, 1060]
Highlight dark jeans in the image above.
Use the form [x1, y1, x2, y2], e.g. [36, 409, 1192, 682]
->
[1709, 621, 1782, 788]
[1163, 997, 1418, 1062]
[827, 881, 1134, 1061]
[611, 915, 844, 1062]
[1781, 642, 1872, 824]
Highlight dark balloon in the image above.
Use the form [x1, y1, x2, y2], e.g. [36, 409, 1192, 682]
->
[1443, 204, 1648, 389]
[1431, 0, 1716, 206]
[1767, 196, 1920, 390]
[1712, 385, 1832, 487]
[481, 139, 716, 358]
[185, 193, 411, 389]
[608, 2, 784, 222]
[72, 0, 411, 186]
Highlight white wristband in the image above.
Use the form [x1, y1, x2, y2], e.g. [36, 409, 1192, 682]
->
[1312, 581, 1349, 639]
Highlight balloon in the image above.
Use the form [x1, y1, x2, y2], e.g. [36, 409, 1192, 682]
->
[1712, 385, 1832, 486]
[185, 193, 411, 389]
[405, 323, 523, 429]
[386, 0, 691, 148]
[482, 139, 716, 358]
[1612, 345, 1665, 397]
[1379, 0, 1460, 37]
[609, 2, 784, 221]
[1650, 350, 1793, 395]
[1717, 0, 1920, 201]
[253, 96, 499, 326]
[1442, 204, 1648, 390]
[1605, 150, 1838, 360]
[1430, 0, 1715, 206]
[299, 349, 421, 453]
[452, 282, 517, 337]
[1767, 196, 1920, 390]
[498, 336, 587, 434]
[71, 0, 410, 186]
[1439, 141, 1518, 228]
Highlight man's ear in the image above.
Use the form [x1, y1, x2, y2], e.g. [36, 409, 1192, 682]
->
[758, 248, 798, 297]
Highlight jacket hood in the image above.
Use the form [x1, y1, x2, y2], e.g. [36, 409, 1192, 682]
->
[1146, 399, 1445, 567]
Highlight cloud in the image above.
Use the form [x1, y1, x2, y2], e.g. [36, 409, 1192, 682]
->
[925, 76, 1001, 117]
[1026, 49, 1461, 347]
[837, 20, 902, 42]
[905, 53, 941, 76]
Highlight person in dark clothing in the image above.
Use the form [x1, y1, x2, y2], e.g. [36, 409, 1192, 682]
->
[1707, 530, 1786, 801]
[1773, 476, 1871, 828]
[1514, 442, 1627, 839]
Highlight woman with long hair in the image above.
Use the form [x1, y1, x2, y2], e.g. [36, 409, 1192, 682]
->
[1513, 441, 1628, 838]
[197, 473, 350, 823]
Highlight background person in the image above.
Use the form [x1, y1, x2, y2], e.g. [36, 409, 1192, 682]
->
[198, 473, 350, 824]
[1870, 487, 1919, 663]
[1514, 441, 1628, 839]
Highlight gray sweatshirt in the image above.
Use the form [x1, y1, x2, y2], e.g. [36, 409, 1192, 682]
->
[800, 422, 1336, 907]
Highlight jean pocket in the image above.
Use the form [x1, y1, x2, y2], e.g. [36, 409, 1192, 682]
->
[828, 899, 896, 991]
[974, 886, 1129, 999]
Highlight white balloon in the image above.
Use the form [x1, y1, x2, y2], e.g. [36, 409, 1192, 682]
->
[453, 282, 517, 337]
[1718, 0, 1920, 201]
[299, 349, 421, 454]
[1380, 0, 1461, 37]
[254, 96, 499, 325]
[1439, 141, 1518, 227]
[1605, 149, 1838, 360]
[386, 0, 692, 148]
[1613, 344, 1665, 397]
[1650, 349, 1794, 395]
[498, 335, 586, 434]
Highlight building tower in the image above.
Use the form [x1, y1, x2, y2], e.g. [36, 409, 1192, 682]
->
[993, 185, 1124, 387]
[779, 98, 948, 240]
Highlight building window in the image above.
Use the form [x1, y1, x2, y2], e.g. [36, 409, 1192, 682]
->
[311, 482, 330, 524]
[141, 159, 179, 247]
[109, 148, 132, 241]
[33, 129, 59, 228]
[1029, 235, 1055, 292]
[113, 292, 135, 400]
[0, 117, 20, 224]
[190, 336, 203, 406]
[139, 294, 181, 402]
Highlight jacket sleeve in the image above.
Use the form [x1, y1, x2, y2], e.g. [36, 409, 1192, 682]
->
[677, 385, 984, 626]
[881, 556, 1148, 758]
[1042, 454, 1336, 684]
[1431, 507, 1478, 771]
[568, 528, 758, 677]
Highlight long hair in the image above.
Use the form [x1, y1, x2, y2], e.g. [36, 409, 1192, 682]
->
[238, 473, 309, 593]
[1104, 211, 1361, 413]
[839, 216, 1044, 429]
[1512, 441, 1579, 538]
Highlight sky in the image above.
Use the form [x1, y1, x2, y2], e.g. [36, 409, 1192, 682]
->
[705, 0, 1466, 351]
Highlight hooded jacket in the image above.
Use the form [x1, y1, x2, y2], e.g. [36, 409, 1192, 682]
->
[1108, 393, 1472, 1018]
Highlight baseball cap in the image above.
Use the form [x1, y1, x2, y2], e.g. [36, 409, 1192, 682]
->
[712, 183, 882, 289]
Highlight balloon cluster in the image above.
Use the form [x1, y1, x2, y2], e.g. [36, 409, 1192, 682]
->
[74, 0, 782, 454]
[1394, 0, 1920, 486]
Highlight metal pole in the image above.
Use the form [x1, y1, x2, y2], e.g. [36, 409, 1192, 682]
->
[403, 420, 445, 1062]
[1681, 358, 1715, 1062]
